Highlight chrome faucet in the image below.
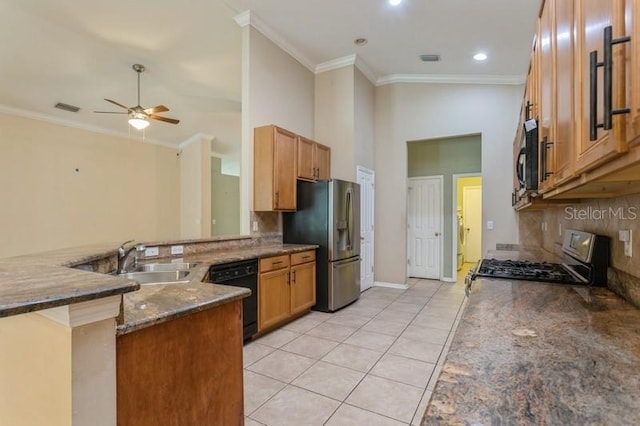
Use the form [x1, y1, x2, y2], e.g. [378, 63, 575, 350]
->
[117, 240, 146, 274]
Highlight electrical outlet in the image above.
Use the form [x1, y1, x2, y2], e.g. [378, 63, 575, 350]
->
[487, 220, 494, 230]
[252, 221, 258, 232]
[620, 230, 633, 257]
[144, 247, 159, 257]
[558, 223, 562, 237]
[542, 221, 548, 231]
[171, 245, 184, 255]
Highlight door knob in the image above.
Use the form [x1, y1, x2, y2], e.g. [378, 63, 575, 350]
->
[435, 232, 440, 237]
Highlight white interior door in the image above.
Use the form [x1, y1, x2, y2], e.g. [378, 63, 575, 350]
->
[407, 176, 442, 279]
[463, 185, 482, 263]
[357, 166, 374, 292]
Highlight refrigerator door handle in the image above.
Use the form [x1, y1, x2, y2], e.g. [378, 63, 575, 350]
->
[346, 189, 352, 251]
[333, 257, 360, 267]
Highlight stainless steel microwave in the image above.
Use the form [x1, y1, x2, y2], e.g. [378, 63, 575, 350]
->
[516, 118, 538, 191]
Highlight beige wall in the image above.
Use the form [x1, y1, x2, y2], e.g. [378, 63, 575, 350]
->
[179, 136, 211, 239]
[211, 156, 240, 236]
[315, 66, 355, 181]
[315, 65, 376, 181]
[374, 83, 523, 284]
[354, 68, 375, 172]
[0, 112, 180, 258]
[240, 25, 315, 232]
[0, 313, 72, 426]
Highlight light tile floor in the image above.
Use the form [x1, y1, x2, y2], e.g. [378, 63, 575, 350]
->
[243, 268, 471, 426]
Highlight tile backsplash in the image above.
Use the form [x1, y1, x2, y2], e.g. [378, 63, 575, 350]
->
[518, 193, 640, 308]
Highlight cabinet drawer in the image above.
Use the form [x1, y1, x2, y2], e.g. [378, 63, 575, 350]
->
[259, 255, 290, 272]
[290, 250, 315, 266]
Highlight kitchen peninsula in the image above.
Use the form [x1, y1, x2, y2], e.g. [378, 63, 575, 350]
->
[0, 236, 316, 426]
[423, 249, 640, 425]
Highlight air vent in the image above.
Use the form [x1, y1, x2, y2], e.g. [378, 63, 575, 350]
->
[54, 102, 80, 113]
[420, 54, 441, 62]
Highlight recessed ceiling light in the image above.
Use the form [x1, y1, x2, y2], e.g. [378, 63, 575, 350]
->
[389, 0, 402, 6]
[354, 38, 368, 46]
[473, 53, 488, 61]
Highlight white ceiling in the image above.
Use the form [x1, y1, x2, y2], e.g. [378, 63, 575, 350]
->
[0, 0, 539, 149]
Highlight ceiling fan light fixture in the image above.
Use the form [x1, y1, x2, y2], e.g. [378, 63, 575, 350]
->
[128, 114, 150, 130]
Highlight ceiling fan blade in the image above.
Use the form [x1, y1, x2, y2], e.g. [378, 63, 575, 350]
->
[149, 114, 180, 125]
[94, 111, 128, 114]
[144, 105, 169, 114]
[104, 98, 131, 111]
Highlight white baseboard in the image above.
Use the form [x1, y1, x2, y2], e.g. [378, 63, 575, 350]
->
[441, 277, 455, 283]
[374, 281, 410, 290]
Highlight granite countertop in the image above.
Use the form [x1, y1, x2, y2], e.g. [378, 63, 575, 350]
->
[0, 242, 316, 335]
[0, 243, 139, 318]
[118, 244, 317, 335]
[423, 249, 640, 425]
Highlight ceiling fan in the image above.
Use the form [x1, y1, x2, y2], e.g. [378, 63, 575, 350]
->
[95, 64, 179, 130]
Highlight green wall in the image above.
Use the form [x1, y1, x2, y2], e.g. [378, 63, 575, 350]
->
[211, 157, 240, 236]
[407, 134, 481, 277]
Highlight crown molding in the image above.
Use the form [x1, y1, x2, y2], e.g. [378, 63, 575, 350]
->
[0, 104, 178, 149]
[233, 10, 316, 72]
[376, 73, 526, 86]
[315, 54, 377, 85]
[315, 54, 356, 73]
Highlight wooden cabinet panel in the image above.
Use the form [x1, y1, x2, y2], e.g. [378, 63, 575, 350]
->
[254, 125, 297, 211]
[291, 250, 316, 266]
[274, 128, 297, 210]
[538, 1, 555, 192]
[258, 268, 291, 330]
[290, 262, 316, 316]
[575, 0, 628, 172]
[553, 0, 576, 184]
[315, 143, 331, 181]
[627, 0, 640, 145]
[297, 136, 315, 180]
[259, 254, 289, 272]
[117, 301, 243, 426]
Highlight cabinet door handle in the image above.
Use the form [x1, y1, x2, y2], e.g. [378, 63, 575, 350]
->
[539, 136, 555, 180]
[291, 270, 296, 283]
[275, 191, 279, 207]
[589, 50, 604, 141]
[602, 25, 631, 131]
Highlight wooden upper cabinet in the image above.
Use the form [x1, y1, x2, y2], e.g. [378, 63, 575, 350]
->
[254, 125, 297, 211]
[575, 0, 631, 173]
[628, 0, 640, 146]
[296, 136, 331, 182]
[553, 0, 576, 184]
[315, 143, 331, 180]
[538, 1, 556, 192]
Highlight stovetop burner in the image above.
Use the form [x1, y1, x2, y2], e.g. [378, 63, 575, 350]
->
[476, 258, 582, 284]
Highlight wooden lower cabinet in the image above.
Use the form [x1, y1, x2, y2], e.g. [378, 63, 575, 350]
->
[116, 300, 244, 426]
[290, 261, 316, 316]
[258, 250, 316, 332]
[258, 268, 291, 330]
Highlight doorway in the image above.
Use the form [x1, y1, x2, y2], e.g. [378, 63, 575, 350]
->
[357, 166, 375, 292]
[452, 174, 482, 280]
[407, 176, 443, 279]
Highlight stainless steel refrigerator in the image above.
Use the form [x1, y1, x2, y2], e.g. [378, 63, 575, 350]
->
[283, 179, 361, 312]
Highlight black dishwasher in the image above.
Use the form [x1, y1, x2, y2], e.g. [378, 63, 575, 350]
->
[209, 259, 258, 341]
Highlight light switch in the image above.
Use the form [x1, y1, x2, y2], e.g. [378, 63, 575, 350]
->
[487, 220, 494, 230]
[171, 245, 184, 255]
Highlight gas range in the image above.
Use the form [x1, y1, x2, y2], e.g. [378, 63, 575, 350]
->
[475, 259, 583, 284]
[466, 229, 609, 295]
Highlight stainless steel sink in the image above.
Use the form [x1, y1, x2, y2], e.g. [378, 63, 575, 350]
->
[133, 262, 199, 273]
[119, 270, 193, 285]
